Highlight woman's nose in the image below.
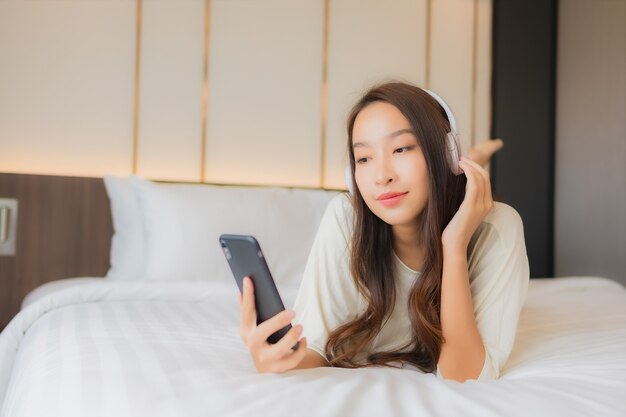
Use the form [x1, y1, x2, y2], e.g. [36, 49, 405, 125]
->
[375, 160, 395, 185]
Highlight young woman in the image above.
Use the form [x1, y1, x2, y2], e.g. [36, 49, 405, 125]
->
[238, 82, 529, 382]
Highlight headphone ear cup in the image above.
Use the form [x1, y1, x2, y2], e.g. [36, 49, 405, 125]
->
[345, 165, 354, 194]
[447, 133, 462, 175]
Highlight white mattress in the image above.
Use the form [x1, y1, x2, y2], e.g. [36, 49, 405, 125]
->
[1, 277, 625, 417]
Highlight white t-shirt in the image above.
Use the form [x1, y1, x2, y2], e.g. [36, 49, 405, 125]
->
[292, 193, 530, 381]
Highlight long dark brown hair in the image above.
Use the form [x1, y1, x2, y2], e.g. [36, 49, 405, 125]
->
[324, 81, 467, 372]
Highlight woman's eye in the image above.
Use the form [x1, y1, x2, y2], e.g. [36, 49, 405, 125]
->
[356, 157, 368, 164]
[395, 146, 415, 154]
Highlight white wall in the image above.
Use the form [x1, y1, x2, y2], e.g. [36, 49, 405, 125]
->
[0, 0, 493, 189]
[555, 0, 626, 285]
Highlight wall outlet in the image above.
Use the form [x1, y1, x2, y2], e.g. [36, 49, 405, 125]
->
[0, 198, 18, 256]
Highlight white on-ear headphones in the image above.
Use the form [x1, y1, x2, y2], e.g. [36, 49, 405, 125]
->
[345, 88, 462, 193]
[422, 89, 462, 176]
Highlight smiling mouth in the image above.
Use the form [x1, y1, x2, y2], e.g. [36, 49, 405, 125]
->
[376, 192, 408, 207]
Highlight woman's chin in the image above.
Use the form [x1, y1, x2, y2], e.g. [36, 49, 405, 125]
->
[372, 210, 417, 227]
[366, 201, 425, 228]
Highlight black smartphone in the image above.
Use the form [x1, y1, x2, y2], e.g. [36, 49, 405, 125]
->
[219, 234, 298, 348]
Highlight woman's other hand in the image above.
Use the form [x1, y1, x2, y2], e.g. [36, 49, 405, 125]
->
[442, 157, 494, 251]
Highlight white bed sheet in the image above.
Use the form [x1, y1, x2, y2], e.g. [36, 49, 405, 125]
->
[1, 277, 625, 417]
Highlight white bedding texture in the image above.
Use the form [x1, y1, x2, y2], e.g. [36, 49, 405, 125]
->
[0, 276, 624, 417]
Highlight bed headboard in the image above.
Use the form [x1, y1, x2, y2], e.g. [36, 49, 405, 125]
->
[0, 173, 112, 329]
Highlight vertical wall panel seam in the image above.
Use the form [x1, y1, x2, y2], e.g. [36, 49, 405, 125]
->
[201, 0, 211, 182]
[470, 0, 478, 147]
[320, 0, 330, 189]
[132, 0, 143, 174]
[486, 1, 493, 146]
[425, 0, 432, 88]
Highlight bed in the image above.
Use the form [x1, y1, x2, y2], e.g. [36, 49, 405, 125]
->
[0, 176, 625, 417]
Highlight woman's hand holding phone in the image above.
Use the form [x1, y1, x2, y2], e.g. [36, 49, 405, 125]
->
[238, 276, 309, 373]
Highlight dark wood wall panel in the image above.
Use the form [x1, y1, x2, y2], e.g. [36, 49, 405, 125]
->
[491, 1, 558, 278]
[0, 173, 113, 329]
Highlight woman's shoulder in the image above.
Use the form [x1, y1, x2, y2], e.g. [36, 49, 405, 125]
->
[468, 203, 529, 288]
[475, 202, 525, 249]
[324, 192, 354, 224]
[314, 192, 354, 243]
[327, 192, 353, 213]
[483, 202, 524, 232]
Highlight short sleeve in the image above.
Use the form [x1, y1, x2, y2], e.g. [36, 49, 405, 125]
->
[291, 194, 362, 360]
[465, 202, 530, 381]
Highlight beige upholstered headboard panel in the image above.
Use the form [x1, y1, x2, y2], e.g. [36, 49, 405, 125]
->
[0, 0, 493, 189]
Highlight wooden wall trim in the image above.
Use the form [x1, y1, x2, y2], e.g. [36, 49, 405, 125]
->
[0, 173, 112, 329]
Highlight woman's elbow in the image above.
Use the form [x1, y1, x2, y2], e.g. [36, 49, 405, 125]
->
[438, 346, 487, 382]
[439, 367, 483, 383]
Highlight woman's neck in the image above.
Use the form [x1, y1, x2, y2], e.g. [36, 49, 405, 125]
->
[392, 223, 425, 272]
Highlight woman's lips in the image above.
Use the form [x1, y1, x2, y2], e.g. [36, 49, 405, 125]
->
[376, 192, 408, 207]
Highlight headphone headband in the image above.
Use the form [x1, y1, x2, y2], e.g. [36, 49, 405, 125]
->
[423, 89, 458, 134]
[423, 89, 462, 175]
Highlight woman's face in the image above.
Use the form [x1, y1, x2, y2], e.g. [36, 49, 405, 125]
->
[352, 101, 429, 228]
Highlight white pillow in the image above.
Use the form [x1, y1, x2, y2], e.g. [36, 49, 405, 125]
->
[129, 176, 340, 286]
[103, 175, 145, 280]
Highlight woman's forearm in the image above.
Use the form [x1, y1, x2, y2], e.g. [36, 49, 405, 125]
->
[293, 348, 328, 370]
[437, 246, 485, 382]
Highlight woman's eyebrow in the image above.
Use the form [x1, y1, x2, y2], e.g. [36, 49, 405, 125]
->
[353, 128, 414, 148]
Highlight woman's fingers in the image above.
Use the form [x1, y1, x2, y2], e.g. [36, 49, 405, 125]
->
[253, 309, 296, 347]
[459, 158, 482, 205]
[277, 337, 308, 371]
[462, 157, 489, 183]
[237, 278, 307, 373]
[238, 279, 307, 373]
[271, 324, 303, 358]
[239, 277, 257, 339]
[460, 157, 492, 210]
[463, 157, 492, 207]
[481, 165, 493, 208]
[261, 337, 309, 374]
[251, 315, 306, 373]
